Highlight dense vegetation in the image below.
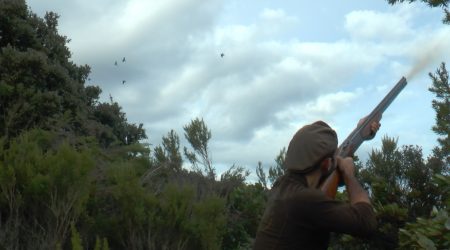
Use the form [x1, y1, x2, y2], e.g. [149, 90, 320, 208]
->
[0, 0, 448, 249]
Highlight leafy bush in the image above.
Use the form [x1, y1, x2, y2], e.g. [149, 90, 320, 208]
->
[0, 129, 95, 249]
[398, 175, 450, 250]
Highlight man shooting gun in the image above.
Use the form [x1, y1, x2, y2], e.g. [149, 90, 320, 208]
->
[253, 77, 407, 249]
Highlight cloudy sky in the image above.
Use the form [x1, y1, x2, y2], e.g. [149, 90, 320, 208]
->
[27, 0, 450, 180]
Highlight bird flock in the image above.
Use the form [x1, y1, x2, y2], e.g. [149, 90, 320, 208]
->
[112, 53, 224, 86]
[114, 57, 126, 84]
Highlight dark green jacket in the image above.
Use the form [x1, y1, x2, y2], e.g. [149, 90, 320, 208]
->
[253, 172, 377, 250]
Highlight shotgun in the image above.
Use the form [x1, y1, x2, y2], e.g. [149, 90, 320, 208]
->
[320, 76, 408, 198]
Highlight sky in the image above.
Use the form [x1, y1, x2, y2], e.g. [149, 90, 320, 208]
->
[27, 0, 450, 181]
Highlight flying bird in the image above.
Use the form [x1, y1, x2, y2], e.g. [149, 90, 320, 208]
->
[220, 53, 224, 58]
[122, 80, 126, 84]
[122, 57, 126, 62]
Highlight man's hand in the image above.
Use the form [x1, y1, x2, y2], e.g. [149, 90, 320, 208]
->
[369, 121, 381, 135]
[336, 156, 355, 178]
[358, 117, 381, 137]
[336, 156, 371, 205]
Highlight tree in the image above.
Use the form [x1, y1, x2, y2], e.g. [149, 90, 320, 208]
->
[398, 175, 450, 250]
[71, 224, 84, 250]
[394, 63, 450, 250]
[256, 161, 268, 189]
[428, 62, 450, 166]
[0, 0, 147, 146]
[90, 97, 146, 148]
[0, 0, 88, 139]
[330, 136, 445, 249]
[183, 118, 215, 179]
[0, 129, 95, 249]
[386, 0, 450, 24]
[222, 183, 267, 250]
[359, 136, 442, 218]
[255, 148, 286, 189]
[268, 147, 286, 186]
[154, 129, 182, 172]
[0, 2, 154, 249]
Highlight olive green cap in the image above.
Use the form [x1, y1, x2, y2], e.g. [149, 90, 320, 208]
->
[284, 121, 337, 173]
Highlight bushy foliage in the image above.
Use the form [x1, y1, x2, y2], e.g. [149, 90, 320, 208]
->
[71, 224, 84, 250]
[256, 148, 286, 189]
[0, 129, 95, 249]
[428, 62, 450, 166]
[0, 0, 146, 146]
[398, 174, 450, 250]
[183, 118, 215, 179]
[222, 184, 267, 249]
[330, 136, 447, 249]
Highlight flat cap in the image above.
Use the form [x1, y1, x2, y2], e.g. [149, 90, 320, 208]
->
[284, 121, 337, 173]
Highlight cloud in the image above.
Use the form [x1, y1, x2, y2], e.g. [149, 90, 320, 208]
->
[26, 1, 448, 173]
[345, 8, 414, 41]
[301, 91, 360, 119]
[122, 5, 447, 167]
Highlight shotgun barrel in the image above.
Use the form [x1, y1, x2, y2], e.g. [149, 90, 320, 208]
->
[321, 77, 408, 198]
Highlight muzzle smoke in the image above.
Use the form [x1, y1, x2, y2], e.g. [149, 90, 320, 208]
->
[406, 31, 449, 81]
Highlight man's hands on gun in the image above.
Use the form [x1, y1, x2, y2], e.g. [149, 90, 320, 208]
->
[336, 156, 371, 205]
[337, 157, 355, 179]
[337, 120, 381, 177]
[369, 121, 381, 134]
[358, 117, 381, 137]
[335, 120, 380, 205]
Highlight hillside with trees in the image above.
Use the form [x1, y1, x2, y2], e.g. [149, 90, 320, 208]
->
[0, 0, 448, 249]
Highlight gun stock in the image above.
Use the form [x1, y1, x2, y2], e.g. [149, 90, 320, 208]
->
[320, 77, 407, 198]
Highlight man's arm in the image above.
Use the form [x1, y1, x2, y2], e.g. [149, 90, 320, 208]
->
[337, 156, 371, 205]
[302, 156, 377, 237]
